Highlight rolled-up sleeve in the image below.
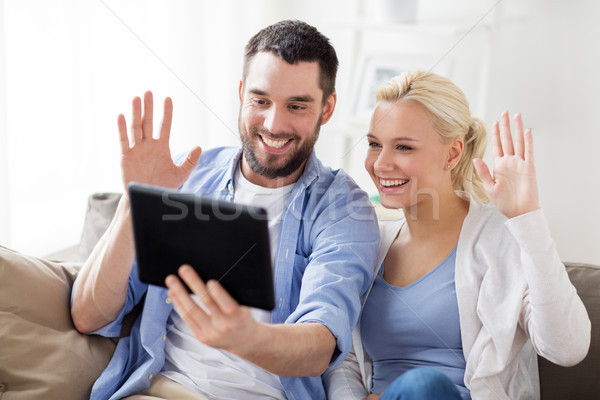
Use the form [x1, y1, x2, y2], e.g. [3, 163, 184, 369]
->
[91, 260, 149, 338]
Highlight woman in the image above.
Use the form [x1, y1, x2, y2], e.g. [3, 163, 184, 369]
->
[324, 71, 590, 400]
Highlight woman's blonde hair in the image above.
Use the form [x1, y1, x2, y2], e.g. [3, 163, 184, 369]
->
[375, 70, 489, 203]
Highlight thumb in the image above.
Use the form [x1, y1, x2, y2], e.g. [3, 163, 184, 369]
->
[179, 146, 202, 176]
[472, 158, 494, 193]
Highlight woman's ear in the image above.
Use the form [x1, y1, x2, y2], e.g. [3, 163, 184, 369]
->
[447, 137, 464, 169]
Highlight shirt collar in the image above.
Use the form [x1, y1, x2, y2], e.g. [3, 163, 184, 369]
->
[296, 150, 320, 189]
[224, 148, 320, 193]
[222, 148, 244, 194]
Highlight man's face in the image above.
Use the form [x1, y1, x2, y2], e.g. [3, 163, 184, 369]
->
[238, 51, 335, 187]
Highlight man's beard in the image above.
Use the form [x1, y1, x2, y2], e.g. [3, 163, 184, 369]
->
[239, 116, 321, 180]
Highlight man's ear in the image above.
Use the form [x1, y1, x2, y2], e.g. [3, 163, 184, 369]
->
[320, 92, 337, 125]
[447, 137, 464, 169]
[238, 80, 244, 102]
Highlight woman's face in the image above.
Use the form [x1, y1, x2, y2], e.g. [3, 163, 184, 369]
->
[364, 100, 461, 210]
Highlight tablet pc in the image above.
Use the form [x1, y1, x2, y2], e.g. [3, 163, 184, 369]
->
[128, 182, 275, 310]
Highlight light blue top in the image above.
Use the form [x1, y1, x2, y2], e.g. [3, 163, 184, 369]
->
[360, 246, 470, 398]
[77, 147, 380, 400]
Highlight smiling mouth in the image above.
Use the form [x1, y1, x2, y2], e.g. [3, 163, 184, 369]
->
[259, 133, 291, 149]
[379, 178, 409, 188]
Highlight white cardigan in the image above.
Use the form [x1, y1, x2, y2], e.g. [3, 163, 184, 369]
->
[324, 193, 591, 400]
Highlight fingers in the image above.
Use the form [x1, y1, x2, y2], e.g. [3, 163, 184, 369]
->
[142, 91, 153, 140]
[499, 111, 514, 156]
[166, 273, 200, 315]
[494, 111, 532, 162]
[472, 158, 494, 193]
[165, 273, 206, 333]
[165, 265, 241, 331]
[513, 113, 525, 159]
[180, 146, 202, 176]
[159, 97, 173, 142]
[176, 265, 219, 316]
[131, 96, 143, 143]
[175, 266, 238, 316]
[122, 92, 173, 147]
[117, 114, 129, 153]
[491, 121, 502, 159]
[524, 128, 534, 163]
[207, 280, 239, 315]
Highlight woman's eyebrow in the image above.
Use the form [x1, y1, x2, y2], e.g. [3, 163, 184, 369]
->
[366, 133, 419, 142]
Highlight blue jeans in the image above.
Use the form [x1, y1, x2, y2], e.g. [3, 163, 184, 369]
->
[379, 368, 464, 400]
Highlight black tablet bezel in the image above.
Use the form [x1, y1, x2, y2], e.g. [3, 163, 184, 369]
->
[128, 182, 275, 311]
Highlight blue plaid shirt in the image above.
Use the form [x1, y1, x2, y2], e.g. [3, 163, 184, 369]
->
[84, 147, 379, 400]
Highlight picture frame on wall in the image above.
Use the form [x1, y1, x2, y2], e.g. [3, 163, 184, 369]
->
[349, 52, 452, 126]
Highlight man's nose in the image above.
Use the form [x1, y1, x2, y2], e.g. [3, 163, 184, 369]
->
[263, 106, 287, 135]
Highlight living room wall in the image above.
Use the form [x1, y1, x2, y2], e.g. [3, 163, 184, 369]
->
[0, 0, 598, 264]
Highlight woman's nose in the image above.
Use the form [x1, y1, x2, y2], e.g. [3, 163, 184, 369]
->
[374, 149, 394, 172]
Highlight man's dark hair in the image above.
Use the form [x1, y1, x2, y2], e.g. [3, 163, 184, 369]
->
[242, 20, 338, 103]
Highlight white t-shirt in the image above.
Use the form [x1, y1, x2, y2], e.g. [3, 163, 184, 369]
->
[160, 165, 294, 400]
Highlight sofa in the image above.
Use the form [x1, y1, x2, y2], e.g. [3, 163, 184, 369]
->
[0, 193, 598, 400]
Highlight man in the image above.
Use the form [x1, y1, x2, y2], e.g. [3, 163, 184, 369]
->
[71, 20, 379, 400]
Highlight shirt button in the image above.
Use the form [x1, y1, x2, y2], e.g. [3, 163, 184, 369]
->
[148, 373, 154, 380]
[162, 334, 166, 341]
[165, 297, 172, 304]
[278, 298, 283, 308]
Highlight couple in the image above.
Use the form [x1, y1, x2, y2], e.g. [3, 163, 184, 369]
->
[70, 20, 590, 400]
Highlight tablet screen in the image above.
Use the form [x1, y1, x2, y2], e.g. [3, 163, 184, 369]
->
[128, 182, 275, 310]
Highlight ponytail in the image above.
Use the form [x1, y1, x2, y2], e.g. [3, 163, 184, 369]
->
[452, 118, 489, 203]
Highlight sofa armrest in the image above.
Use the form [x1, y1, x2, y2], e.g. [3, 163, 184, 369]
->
[538, 262, 600, 400]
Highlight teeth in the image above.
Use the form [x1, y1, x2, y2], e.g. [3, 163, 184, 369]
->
[261, 135, 290, 149]
[380, 178, 408, 187]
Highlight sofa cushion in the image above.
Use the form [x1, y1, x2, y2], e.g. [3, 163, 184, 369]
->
[538, 262, 600, 400]
[78, 192, 122, 262]
[0, 245, 116, 400]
